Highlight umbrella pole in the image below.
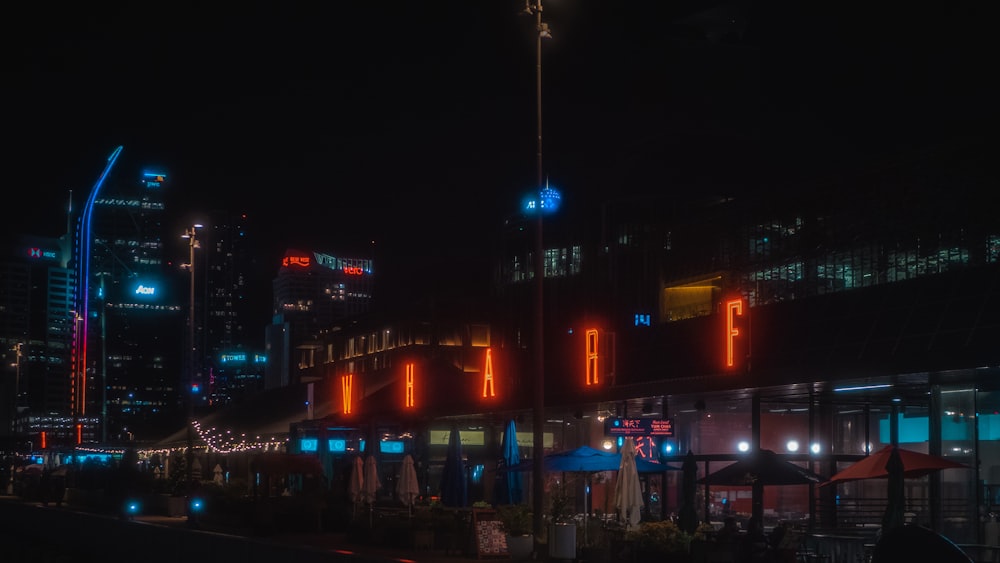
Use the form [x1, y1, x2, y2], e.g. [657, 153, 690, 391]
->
[584, 476, 589, 548]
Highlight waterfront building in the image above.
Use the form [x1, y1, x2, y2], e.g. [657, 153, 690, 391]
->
[279, 143, 998, 543]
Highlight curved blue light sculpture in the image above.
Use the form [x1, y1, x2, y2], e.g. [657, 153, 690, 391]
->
[73, 146, 123, 416]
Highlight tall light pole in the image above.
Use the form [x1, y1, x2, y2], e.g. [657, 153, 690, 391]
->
[98, 272, 109, 443]
[522, 0, 554, 548]
[181, 223, 203, 519]
[73, 146, 123, 438]
[11, 342, 23, 436]
[8, 342, 22, 492]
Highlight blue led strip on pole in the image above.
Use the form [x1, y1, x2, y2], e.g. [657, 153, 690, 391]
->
[74, 145, 123, 417]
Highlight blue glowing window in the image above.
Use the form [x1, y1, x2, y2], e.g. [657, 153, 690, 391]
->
[328, 439, 347, 452]
[380, 441, 404, 454]
[301, 438, 318, 452]
[634, 313, 651, 327]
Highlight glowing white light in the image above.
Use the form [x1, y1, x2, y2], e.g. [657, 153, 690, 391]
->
[786, 440, 799, 452]
[810, 443, 821, 454]
[737, 441, 750, 452]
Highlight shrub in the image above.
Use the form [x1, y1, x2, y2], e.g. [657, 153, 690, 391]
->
[626, 520, 693, 555]
[497, 504, 533, 536]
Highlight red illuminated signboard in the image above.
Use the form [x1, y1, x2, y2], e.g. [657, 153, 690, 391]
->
[282, 255, 311, 268]
[725, 297, 749, 370]
[606, 418, 674, 437]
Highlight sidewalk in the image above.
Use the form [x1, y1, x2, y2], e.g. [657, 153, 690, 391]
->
[0, 494, 512, 563]
[141, 512, 493, 563]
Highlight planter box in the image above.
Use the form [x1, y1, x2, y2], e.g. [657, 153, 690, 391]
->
[507, 534, 534, 560]
[549, 523, 577, 560]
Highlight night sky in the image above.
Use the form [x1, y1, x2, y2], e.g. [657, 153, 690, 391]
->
[4, 1, 996, 312]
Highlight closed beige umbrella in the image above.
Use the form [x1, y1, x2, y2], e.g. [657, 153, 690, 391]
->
[615, 437, 643, 529]
[363, 454, 381, 527]
[348, 455, 364, 520]
[397, 454, 420, 516]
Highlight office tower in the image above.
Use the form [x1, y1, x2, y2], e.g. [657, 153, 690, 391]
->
[201, 210, 265, 407]
[0, 233, 83, 450]
[89, 169, 184, 441]
[267, 249, 374, 389]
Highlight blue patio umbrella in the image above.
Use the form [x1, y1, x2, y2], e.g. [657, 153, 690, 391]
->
[506, 445, 680, 474]
[494, 419, 523, 505]
[505, 444, 679, 545]
[440, 426, 468, 507]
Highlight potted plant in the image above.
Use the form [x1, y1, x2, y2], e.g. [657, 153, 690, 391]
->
[497, 503, 534, 560]
[625, 520, 693, 562]
[547, 486, 576, 560]
[578, 511, 612, 563]
[407, 508, 434, 549]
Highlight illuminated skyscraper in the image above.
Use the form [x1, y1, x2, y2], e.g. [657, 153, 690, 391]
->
[267, 248, 374, 389]
[201, 210, 265, 406]
[89, 169, 185, 440]
[0, 233, 82, 449]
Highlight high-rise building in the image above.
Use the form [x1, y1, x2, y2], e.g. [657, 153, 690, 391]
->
[0, 232, 83, 450]
[201, 210, 265, 407]
[267, 249, 374, 389]
[4, 152, 270, 448]
[88, 168, 185, 441]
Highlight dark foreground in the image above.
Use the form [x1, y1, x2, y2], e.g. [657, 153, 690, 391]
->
[0, 495, 487, 563]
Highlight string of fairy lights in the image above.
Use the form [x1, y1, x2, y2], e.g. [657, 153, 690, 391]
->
[126, 420, 288, 460]
[186, 419, 286, 454]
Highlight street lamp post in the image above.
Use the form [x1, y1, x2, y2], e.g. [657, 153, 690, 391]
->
[7, 342, 22, 493]
[98, 273, 109, 443]
[522, 0, 552, 547]
[181, 223, 203, 524]
[11, 342, 23, 436]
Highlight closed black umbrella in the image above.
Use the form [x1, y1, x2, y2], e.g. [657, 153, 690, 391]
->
[678, 450, 698, 534]
[882, 446, 905, 531]
[440, 426, 468, 507]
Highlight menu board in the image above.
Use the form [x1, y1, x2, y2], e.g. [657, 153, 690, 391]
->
[473, 508, 510, 559]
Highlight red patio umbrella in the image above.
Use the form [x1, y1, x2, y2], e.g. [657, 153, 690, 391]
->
[821, 445, 968, 486]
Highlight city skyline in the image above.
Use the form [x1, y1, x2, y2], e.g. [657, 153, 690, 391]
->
[4, 1, 994, 278]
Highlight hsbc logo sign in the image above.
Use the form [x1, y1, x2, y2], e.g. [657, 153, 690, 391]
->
[27, 247, 58, 260]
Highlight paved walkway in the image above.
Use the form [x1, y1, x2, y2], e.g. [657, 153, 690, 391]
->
[0, 494, 527, 563]
[142, 512, 493, 563]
